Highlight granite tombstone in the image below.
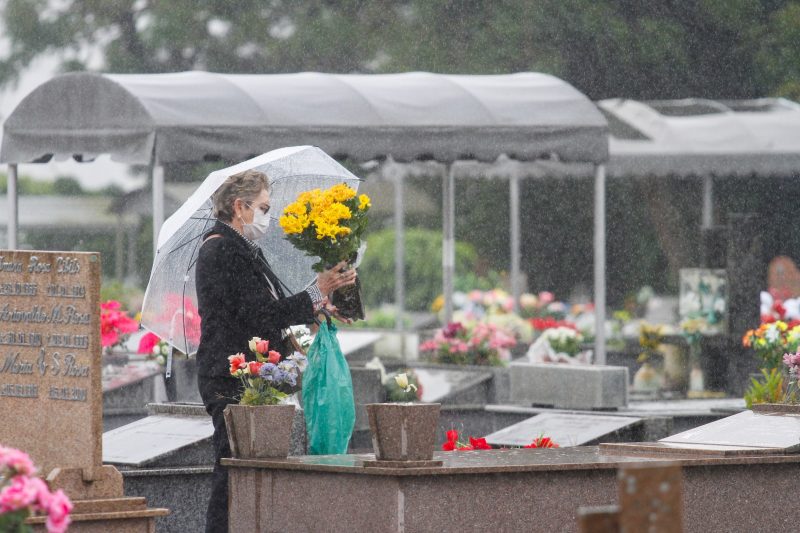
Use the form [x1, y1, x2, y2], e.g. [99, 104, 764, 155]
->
[0, 250, 168, 531]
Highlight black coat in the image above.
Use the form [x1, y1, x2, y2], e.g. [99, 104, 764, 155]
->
[195, 221, 315, 379]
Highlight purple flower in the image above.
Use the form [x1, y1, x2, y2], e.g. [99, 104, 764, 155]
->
[259, 363, 277, 381]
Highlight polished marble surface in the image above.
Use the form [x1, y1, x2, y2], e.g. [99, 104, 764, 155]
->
[223, 445, 800, 476]
[485, 412, 642, 447]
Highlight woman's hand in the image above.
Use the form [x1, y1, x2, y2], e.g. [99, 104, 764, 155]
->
[316, 261, 357, 296]
[325, 302, 353, 325]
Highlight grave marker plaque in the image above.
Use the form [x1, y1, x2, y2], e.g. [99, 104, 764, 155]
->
[485, 413, 642, 447]
[0, 250, 102, 477]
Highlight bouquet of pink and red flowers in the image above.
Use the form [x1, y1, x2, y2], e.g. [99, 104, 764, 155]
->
[419, 321, 515, 367]
[0, 445, 73, 533]
[100, 300, 138, 349]
[228, 337, 307, 406]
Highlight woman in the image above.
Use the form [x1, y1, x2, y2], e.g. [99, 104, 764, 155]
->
[195, 169, 356, 533]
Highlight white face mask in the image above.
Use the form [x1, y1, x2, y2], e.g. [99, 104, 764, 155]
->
[242, 206, 270, 240]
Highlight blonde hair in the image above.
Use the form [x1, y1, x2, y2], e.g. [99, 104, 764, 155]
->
[212, 169, 270, 222]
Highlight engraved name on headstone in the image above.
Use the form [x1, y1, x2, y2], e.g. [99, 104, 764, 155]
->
[0, 250, 102, 476]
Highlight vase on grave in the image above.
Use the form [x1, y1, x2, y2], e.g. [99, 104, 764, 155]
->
[632, 362, 663, 392]
[366, 403, 440, 461]
[223, 404, 295, 459]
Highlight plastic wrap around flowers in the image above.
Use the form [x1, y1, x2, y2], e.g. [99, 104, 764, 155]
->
[0, 445, 73, 533]
[228, 337, 307, 406]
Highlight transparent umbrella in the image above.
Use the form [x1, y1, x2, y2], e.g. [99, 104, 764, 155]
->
[140, 146, 362, 367]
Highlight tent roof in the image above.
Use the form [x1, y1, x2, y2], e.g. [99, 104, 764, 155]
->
[1, 71, 608, 166]
[600, 98, 800, 177]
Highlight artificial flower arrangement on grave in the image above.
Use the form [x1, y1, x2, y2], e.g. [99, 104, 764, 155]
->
[100, 300, 139, 351]
[519, 291, 564, 320]
[523, 436, 559, 449]
[137, 332, 181, 366]
[442, 430, 493, 451]
[742, 320, 800, 371]
[525, 324, 592, 364]
[0, 445, 73, 533]
[279, 183, 370, 320]
[385, 370, 423, 402]
[631, 323, 665, 391]
[228, 337, 307, 405]
[442, 429, 559, 451]
[419, 321, 515, 367]
[447, 289, 533, 345]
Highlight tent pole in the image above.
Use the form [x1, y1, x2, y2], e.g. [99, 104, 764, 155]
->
[594, 164, 607, 365]
[7, 164, 18, 249]
[509, 167, 521, 312]
[392, 160, 406, 333]
[150, 157, 164, 254]
[702, 175, 713, 229]
[443, 163, 456, 323]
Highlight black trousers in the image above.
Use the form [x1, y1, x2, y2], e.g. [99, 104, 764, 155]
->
[199, 376, 242, 533]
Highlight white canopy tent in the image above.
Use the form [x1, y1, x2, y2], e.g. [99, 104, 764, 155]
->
[599, 98, 800, 227]
[2, 70, 610, 362]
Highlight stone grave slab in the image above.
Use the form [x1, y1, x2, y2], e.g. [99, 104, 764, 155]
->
[485, 412, 642, 447]
[413, 367, 492, 403]
[103, 414, 214, 467]
[659, 410, 800, 452]
[509, 361, 628, 409]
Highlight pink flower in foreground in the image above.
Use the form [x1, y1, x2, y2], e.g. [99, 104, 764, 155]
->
[45, 489, 73, 533]
[0, 446, 35, 476]
[0, 475, 39, 512]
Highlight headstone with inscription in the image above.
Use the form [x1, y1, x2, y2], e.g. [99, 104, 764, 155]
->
[0, 250, 167, 532]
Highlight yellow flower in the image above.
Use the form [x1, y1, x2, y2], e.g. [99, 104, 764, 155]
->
[279, 214, 305, 235]
[358, 194, 371, 210]
[431, 294, 444, 312]
[329, 183, 356, 202]
[283, 200, 308, 217]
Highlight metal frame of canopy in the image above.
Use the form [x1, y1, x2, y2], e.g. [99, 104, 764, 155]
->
[2, 70, 609, 363]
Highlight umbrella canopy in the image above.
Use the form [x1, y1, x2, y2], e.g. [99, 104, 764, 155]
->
[140, 145, 361, 355]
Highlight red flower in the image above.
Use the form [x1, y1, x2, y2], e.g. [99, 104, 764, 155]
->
[228, 353, 246, 375]
[248, 361, 263, 375]
[442, 429, 460, 451]
[524, 436, 559, 449]
[137, 332, 160, 354]
[469, 437, 492, 450]
[101, 300, 122, 311]
[773, 301, 787, 319]
[255, 339, 269, 354]
[267, 350, 281, 364]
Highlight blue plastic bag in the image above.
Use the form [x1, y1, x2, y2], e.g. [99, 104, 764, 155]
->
[302, 318, 355, 454]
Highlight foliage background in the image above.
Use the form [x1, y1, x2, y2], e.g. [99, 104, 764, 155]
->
[2, 0, 800, 305]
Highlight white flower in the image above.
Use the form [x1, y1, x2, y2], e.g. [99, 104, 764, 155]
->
[765, 324, 781, 343]
[394, 373, 417, 394]
[248, 337, 261, 353]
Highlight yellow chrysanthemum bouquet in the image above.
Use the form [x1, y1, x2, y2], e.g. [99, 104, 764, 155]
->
[279, 183, 370, 319]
